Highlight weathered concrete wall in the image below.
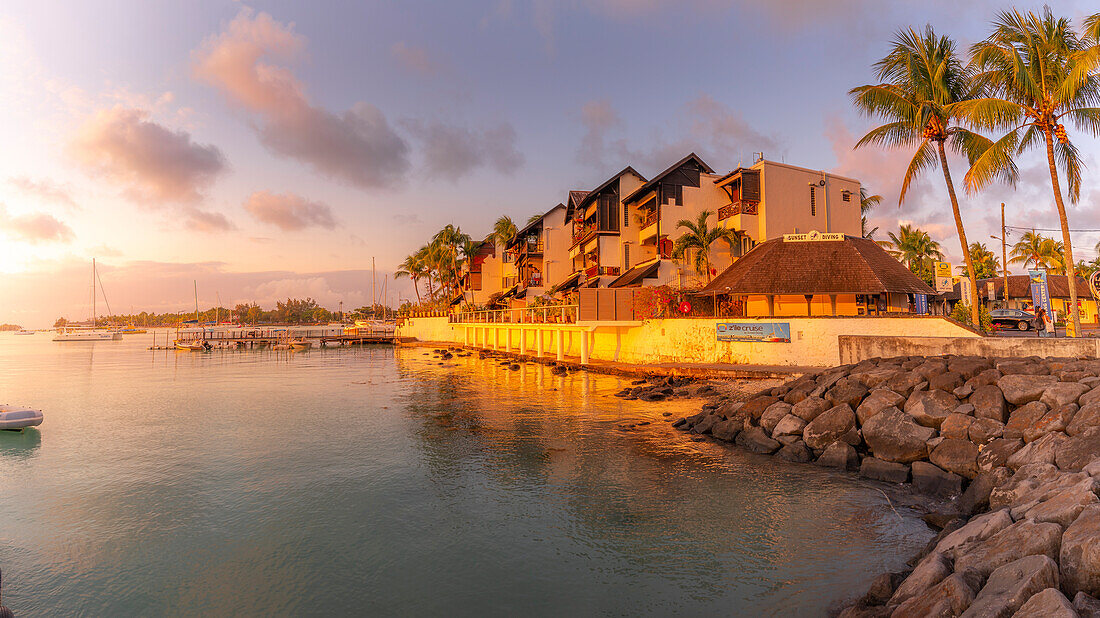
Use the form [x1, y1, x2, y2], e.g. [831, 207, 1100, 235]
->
[397, 316, 455, 343]
[840, 334, 1100, 364]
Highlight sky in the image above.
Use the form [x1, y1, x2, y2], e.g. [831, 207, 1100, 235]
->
[1, 0, 1099, 327]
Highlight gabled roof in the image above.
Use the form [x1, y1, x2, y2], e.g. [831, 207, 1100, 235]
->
[623, 153, 714, 205]
[506, 203, 566, 250]
[568, 166, 646, 217]
[702, 235, 935, 295]
[568, 190, 589, 209]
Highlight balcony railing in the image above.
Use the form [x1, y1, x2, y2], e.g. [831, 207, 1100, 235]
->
[718, 202, 740, 220]
[451, 304, 578, 324]
[640, 209, 658, 228]
[519, 239, 544, 255]
[522, 274, 542, 288]
[584, 265, 620, 278]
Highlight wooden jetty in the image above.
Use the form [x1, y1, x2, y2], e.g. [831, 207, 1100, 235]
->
[148, 326, 402, 350]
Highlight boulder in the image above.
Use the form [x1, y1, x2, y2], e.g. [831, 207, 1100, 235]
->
[1073, 591, 1100, 617]
[961, 555, 1059, 618]
[827, 382, 869, 409]
[955, 468, 1013, 516]
[1061, 504, 1100, 598]
[904, 389, 959, 428]
[955, 384, 975, 399]
[816, 441, 859, 470]
[989, 463, 1066, 511]
[997, 360, 1049, 375]
[914, 359, 949, 381]
[1023, 404, 1077, 443]
[775, 441, 813, 463]
[1081, 386, 1100, 409]
[1069, 403, 1100, 437]
[1056, 429, 1100, 472]
[955, 403, 976, 416]
[888, 553, 952, 607]
[710, 419, 740, 442]
[929, 371, 965, 392]
[977, 438, 1024, 472]
[759, 402, 792, 433]
[1041, 381, 1091, 409]
[1007, 432, 1067, 470]
[1010, 587, 1075, 618]
[849, 367, 900, 389]
[859, 457, 909, 483]
[889, 571, 976, 618]
[862, 406, 936, 463]
[930, 439, 980, 479]
[934, 509, 1014, 558]
[940, 413, 974, 440]
[691, 414, 719, 434]
[735, 426, 781, 454]
[1021, 477, 1099, 528]
[997, 374, 1059, 406]
[971, 384, 1009, 423]
[886, 371, 927, 398]
[782, 381, 816, 405]
[791, 396, 830, 422]
[771, 413, 806, 438]
[911, 461, 964, 498]
[953, 519, 1063, 578]
[855, 389, 905, 425]
[802, 404, 857, 450]
[967, 368, 1004, 389]
[969, 417, 1006, 445]
[740, 396, 781, 420]
[1005, 401, 1050, 440]
[951, 358, 992, 379]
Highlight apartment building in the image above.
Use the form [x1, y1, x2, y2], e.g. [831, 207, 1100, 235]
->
[460, 238, 515, 306]
[505, 203, 571, 303]
[564, 167, 647, 288]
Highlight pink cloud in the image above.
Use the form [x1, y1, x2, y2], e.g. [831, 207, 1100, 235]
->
[243, 190, 336, 231]
[9, 176, 79, 210]
[193, 9, 410, 189]
[0, 205, 74, 244]
[70, 106, 226, 204]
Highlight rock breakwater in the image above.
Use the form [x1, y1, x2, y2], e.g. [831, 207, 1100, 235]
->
[674, 353, 1100, 616]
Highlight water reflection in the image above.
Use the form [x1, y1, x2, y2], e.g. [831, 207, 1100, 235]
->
[0, 428, 41, 459]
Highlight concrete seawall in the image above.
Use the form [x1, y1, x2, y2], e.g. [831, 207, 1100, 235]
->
[840, 335, 1100, 365]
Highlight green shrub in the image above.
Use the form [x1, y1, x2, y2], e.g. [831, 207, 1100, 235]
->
[950, 302, 993, 332]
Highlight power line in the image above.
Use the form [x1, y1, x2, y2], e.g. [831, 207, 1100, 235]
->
[1005, 225, 1100, 233]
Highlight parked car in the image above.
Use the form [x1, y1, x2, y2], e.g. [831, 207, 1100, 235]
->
[990, 308, 1037, 331]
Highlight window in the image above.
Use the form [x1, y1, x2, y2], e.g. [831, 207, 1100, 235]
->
[842, 189, 852, 202]
[810, 186, 816, 216]
[624, 204, 629, 228]
[624, 243, 630, 270]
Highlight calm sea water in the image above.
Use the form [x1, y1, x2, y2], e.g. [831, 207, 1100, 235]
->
[0, 332, 933, 616]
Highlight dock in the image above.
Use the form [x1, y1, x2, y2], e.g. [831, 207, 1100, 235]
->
[148, 326, 403, 350]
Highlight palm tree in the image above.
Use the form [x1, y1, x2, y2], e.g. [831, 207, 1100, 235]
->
[1040, 238, 1067, 274]
[670, 210, 740, 284]
[850, 26, 990, 327]
[395, 252, 425, 304]
[968, 242, 1000, 279]
[860, 187, 883, 238]
[962, 8, 1100, 335]
[527, 213, 543, 226]
[488, 215, 518, 246]
[1009, 230, 1048, 270]
[432, 224, 471, 298]
[888, 224, 944, 277]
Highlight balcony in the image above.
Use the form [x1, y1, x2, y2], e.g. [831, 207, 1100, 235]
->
[571, 221, 619, 247]
[521, 273, 543, 289]
[518, 238, 544, 257]
[640, 209, 658, 229]
[584, 265, 621, 278]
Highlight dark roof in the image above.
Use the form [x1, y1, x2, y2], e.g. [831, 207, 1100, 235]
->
[979, 274, 1091, 300]
[506, 204, 565, 250]
[572, 166, 646, 214]
[702, 235, 935, 295]
[714, 165, 757, 187]
[623, 153, 714, 204]
[548, 270, 581, 294]
[608, 260, 660, 288]
[568, 190, 589, 210]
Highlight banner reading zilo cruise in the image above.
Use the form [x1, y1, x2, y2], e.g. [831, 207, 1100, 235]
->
[717, 322, 791, 343]
[1028, 269, 1053, 319]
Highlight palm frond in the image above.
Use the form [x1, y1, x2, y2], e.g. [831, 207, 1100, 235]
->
[963, 128, 1021, 194]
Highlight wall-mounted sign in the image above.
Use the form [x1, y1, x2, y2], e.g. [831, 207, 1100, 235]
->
[783, 230, 844, 242]
[717, 322, 791, 343]
[960, 277, 972, 305]
[934, 261, 953, 292]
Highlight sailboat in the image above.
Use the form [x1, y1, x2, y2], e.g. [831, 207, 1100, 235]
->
[175, 280, 211, 351]
[53, 259, 123, 342]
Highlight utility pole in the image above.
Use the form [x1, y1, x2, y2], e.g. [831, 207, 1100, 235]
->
[1001, 203, 1009, 309]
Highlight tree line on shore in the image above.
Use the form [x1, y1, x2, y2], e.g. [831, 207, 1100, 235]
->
[52, 299, 401, 328]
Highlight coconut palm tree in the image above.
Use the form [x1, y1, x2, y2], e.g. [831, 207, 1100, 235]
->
[670, 210, 740, 284]
[488, 215, 518, 246]
[969, 242, 1000, 279]
[394, 252, 426, 304]
[962, 8, 1100, 335]
[1040, 238, 1067, 274]
[850, 25, 991, 327]
[432, 224, 471, 297]
[1009, 230, 1048, 270]
[888, 224, 944, 279]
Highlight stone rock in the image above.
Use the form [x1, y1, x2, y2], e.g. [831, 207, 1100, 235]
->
[860, 457, 910, 483]
[850, 367, 900, 389]
[710, 419, 740, 442]
[914, 359, 949, 381]
[1005, 401, 1050, 440]
[803, 404, 857, 450]
[1061, 504, 1100, 598]
[1073, 591, 1100, 617]
[782, 381, 816, 405]
[941, 413, 974, 440]
[1081, 386, 1100, 409]
[862, 571, 902, 606]
[716, 400, 745, 419]
[855, 389, 905, 425]
[816, 441, 859, 470]
[826, 382, 869, 409]
[956, 403, 976, 416]
[1023, 404, 1077, 443]
[912, 461, 964, 498]
[1087, 460, 1100, 478]
[953, 520, 1062, 578]
[951, 358, 992, 379]
[971, 385, 1009, 423]
[1011, 587, 1076, 618]
[791, 396, 830, 422]
[776, 434, 801, 446]
[955, 384, 975, 399]
[889, 553, 952, 607]
[1041, 382, 1091, 408]
[997, 360, 1049, 375]
[1069, 403, 1100, 437]
[771, 413, 806, 438]
[930, 438, 980, 479]
[961, 555, 1059, 617]
[740, 396, 781, 420]
[1057, 429, 1100, 472]
[863, 406, 936, 463]
[978, 439, 1024, 472]
[989, 463, 1065, 511]
[1007, 432, 1067, 470]
[955, 468, 1013, 516]
[691, 414, 719, 434]
[776, 441, 813, 463]
[997, 374, 1059, 406]
[1022, 477, 1099, 528]
[735, 426, 781, 454]
[890, 571, 976, 618]
[759, 402, 792, 433]
[934, 509, 1015, 558]
[970, 417, 1006, 445]
[968, 368, 1004, 389]
[904, 389, 959, 428]
[886, 371, 927, 398]
[930, 371, 965, 392]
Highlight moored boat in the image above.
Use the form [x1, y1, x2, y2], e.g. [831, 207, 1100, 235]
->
[14, 330, 34, 335]
[289, 340, 313, 350]
[175, 340, 211, 351]
[53, 327, 123, 341]
[0, 405, 44, 430]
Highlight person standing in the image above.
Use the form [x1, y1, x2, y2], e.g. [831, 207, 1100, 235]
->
[1044, 308, 1056, 338]
[1035, 307, 1047, 338]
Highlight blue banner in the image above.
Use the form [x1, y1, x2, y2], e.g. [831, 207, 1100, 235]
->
[1028, 269, 1053, 318]
[915, 294, 928, 315]
[717, 322, 791, 343]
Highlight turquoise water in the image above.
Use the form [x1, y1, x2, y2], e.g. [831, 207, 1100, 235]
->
[0, 333, 932, 616]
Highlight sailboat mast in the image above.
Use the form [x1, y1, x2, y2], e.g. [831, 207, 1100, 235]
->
[194, 280, 199, 322]
[92, 258, 96, 327]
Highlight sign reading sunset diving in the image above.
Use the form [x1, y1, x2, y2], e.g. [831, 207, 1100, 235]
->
[717, 322, 791, 343]
[934, 261, 953, 293]
[783, 230, 844, 242]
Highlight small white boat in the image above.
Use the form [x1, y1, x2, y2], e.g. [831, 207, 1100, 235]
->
[0, 405, 43, 430]
[289, 340, 313, 350]
[14, 330, 34, 335]
[53, 327, 122, 342]
[175, 340, 212, 351]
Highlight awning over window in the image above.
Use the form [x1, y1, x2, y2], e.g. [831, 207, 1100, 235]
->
[608, 260, 660, 288]
[548, 271, 581, 295]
